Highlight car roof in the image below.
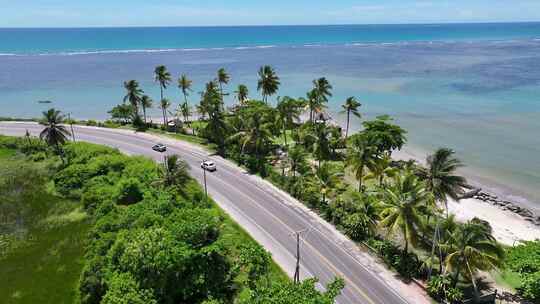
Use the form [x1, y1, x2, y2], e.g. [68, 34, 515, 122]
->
[204, 160, 214, 164]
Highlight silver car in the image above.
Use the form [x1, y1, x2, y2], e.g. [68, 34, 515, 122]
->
[152, 143, 167, 152]
[201, 160, 217, 172]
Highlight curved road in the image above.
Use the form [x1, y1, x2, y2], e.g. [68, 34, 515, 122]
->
[0, 122, 419, 304]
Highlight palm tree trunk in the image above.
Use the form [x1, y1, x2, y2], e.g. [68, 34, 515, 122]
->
[143, 106, 147, 123]
[160, 86, 164, 102]
[345, 111, 350, 138]
[162, 109, 166, 127]
[452, 260, 462, 288]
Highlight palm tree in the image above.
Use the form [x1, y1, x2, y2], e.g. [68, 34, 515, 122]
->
[178, 74, 193, 107]
[217, 68, 230, 103]
[444, 220, 504, 295]
[227, 104, 273, 168]
[287, 145, 307, 178]
[123, 80, 144, 113]
[203, 84, 229, 154]
[379, 171, 431, 253]
[310, 122, 331, 169]
[179, 101, 192, 124]
[257, 65, 280, 103]
[345, 133, 377, 192]
[276, 96, 302, 148]
[140, 95, 153, 123]
[305, 89, 328, 124]
[39, 108, 71, 155]
[341, 97, 362, 138]
[154, 65, 172, 101]
[156, 154, 191, 187]
[312, 77, 333, 106]
[234, 84, 249, 104]
[312, 162, 342, 204]
[417, 148, 468, 216]
[160, 98, 171, 127]
[364, 155, 398, 187]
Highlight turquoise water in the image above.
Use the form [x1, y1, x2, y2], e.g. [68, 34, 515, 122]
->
[1, 23, 540, 210]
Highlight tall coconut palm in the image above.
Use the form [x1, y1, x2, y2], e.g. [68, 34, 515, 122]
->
[312, 162, 342, 204]
[154, 65, 172, 101]
[417, 148, 468, 216]
[159, 98, 171, 127]
[306, 89, 323, 123]
[39, 108, 71, 154]
[340, 97, 362, 138]
[203, 84, 229, 154]
[140, 95, 153, 123]
[217, 68, 230, 103]
[234, 84, 249, 104]
[179, 101, 192, 124]
[310, 122, 332, 169]
[444, 220, 504, 295]
[312, 77, 333, 105]
[123, 80, 144, 113]
[287, 145, 307, 178]
[257, 65, 280, 103]
[345, 133, 377, 192]
[364, 155, 398, 187]
[276, 96, 303, 148]
[227, 105, 273, 168]
[178, 74, 193, 106]
[379, 171, 431, 253]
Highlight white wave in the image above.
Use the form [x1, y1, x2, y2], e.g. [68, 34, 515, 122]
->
[0, 53, 17, 56]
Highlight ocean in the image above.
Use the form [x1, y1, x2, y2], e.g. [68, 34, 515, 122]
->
[1, 23, 540, 211]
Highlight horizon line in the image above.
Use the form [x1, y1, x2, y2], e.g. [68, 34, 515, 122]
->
[1, 20, 540, 30]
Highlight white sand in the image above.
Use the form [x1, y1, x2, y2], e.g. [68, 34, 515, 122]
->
[393, 148, 540, 246]
[448, 198, 540, 245]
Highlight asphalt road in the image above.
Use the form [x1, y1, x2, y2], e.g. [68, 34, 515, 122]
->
[0, 122, 412, 304]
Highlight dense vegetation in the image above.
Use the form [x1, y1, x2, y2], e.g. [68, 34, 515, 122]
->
[504, 241, 540, 302]
[0, 130, 343, 304]
[0, 137, 90, 303]
[104, 64, 516, 303]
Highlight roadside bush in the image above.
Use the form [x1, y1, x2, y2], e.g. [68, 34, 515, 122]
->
[114, 178, 144, 205]
[366, 238, 422, 279]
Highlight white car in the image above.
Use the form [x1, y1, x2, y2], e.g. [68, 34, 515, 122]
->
[201, 160, 217, 172]
[152, 143, 167, 152]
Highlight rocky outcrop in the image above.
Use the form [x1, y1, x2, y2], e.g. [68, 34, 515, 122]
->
[469, 189, 540, 226]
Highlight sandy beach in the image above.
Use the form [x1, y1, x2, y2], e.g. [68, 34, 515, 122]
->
[393, 148, 540, 246]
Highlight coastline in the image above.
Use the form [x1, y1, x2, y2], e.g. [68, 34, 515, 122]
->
[328, 112, 540, 245]
[5, 112, 540, 246]
[393, 147, 540, 245]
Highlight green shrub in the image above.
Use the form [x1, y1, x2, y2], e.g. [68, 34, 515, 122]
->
[519, 272, 540, 302]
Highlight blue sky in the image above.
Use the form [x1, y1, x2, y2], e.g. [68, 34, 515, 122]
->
[1, 0, 540, 27]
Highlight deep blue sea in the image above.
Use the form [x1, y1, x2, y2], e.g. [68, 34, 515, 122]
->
[1, 23, 540, 210]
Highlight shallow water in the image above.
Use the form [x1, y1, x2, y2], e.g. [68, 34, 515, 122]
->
[1, 24, 540, 210]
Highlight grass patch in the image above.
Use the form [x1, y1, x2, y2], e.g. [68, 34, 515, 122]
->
[0, 195, 91, 304]
[0, 148, 15, 159]
[492, 269, 522, 291]
[0, 153, 91, 304]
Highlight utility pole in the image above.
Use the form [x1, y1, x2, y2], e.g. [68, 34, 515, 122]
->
[202, 160, 208, 202]
[67, 113, 76, 142]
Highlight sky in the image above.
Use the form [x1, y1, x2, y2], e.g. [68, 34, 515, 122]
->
[1, 0, 540, 27]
